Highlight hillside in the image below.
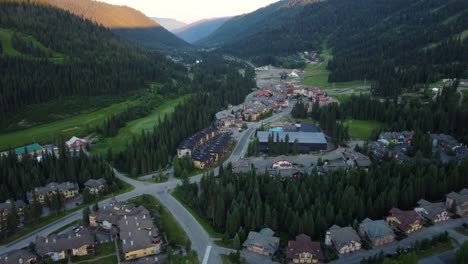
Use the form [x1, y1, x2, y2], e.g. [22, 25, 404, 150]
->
[152, 17, 187, 32]
[0, 1, 187, 124]
[200, 0, 468, 96]
[177, 17, 231, 44]
[28, 0, 188, 49]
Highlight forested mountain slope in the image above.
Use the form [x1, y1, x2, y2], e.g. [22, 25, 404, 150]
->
[177, 17, 231, 44]
[0, 2, 187, 122]
[200, 0, 468, 96]
[23, 0, 188, 49]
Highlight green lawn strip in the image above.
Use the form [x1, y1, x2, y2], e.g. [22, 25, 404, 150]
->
[331, 94, 352, 103]
[128, 195, 190, 246]
[214, 239, 237, 250]
[91, 95, 190, 154]
[454, 226, 468, 236]
[48, 220, 80, 236]
[343, 119, 382, 140]
[78, 255, 118, 264]
[221, 254, 235, 264]
[416, 240, 454, 259]
[172, 192, 223, 239]
[0, 28, 21, 56]
[169, 251, 200, 264]
[0, 99, 140, 150]
[70, 242, 116, 262]
[0, 179, 133, 246]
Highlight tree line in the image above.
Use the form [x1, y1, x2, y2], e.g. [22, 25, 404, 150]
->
[175, 158, 468, 244]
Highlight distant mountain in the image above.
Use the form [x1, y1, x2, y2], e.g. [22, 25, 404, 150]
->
[152, 17, 187, 32]
[199, 0, 468, 96]
[176, 17, 231, 44]
[32, 0, 188, 50]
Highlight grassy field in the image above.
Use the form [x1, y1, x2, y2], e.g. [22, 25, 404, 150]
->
[91, 95, 190, 154]
[0, 28, 65, 63]
[300, 50, 367, 89]
[343, 119, 381, 140]
[331, 94, 352, 103]
[0, 99, 139, 151]
[81, 255, 119, 264]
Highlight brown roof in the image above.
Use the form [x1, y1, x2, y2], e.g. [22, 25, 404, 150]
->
[388, 208, 420, 232]
[286, 234, 324, 261]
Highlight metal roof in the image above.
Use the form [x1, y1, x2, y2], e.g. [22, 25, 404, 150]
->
[257, 131, 326, 144]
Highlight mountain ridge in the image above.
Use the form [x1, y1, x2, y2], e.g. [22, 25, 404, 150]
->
[152, 17, 187, 32]
[176, 17, 232, 44]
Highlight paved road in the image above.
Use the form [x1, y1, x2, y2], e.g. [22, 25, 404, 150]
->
[332, 218, 468, 264]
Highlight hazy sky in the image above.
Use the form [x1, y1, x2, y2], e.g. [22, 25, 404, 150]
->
[100, 0, 280, 23]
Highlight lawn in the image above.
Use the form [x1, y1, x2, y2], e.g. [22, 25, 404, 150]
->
[70, 242, 116, 262]
[0, 28, 65, 63]
[416, 240, 454, 259]
[172, 191, 223, 239]
[299, 50, 367, 89]
[331, 94, 352, 103]
[91, 95, 190, 154]
[80, 255, 118, 264]
[0, 99, 139, 151]
[343, 120, 381, 140]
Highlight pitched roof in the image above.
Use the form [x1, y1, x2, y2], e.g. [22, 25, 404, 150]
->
[0, 249, 36, 264]
[416, 201, 447, 220]
[84, 178, 106, 189]
[388, 208, 420, 232]
[328, 225, 361, 250]
[26, 182, 79, 200]
[359, 218, 394, 242]
[287, 234, 324, 261]
[447, 189, 468, 204]
[66, 136, 87, 147]
[242, 228, 279, 255]
[36, 228, 93, 256]
[119, 213, 160, 254]
[271, 155, 291, 165]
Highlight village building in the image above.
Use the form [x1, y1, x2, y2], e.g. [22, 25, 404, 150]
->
[386, 208, 422, 234]
[84, 178, 107, 194]
[415, 199, 450, 223]
[35, 228, 94, 262]
[66, 136, 87, 150]
[177, 127, 218, 158]
[379, 131, 413, 145]
[26, 182, 79, 204]
[271, 155, 293, 169]
[0, 249, 37, 264]
[446, 189, 468, 216]
[268, 168, 304, 179]
[0, 200, 27, 221]
[431, 134, 468, 164]
[89, 199, 162, 261]
[0, 143, 44, 161]
[286, 234, 324, 263]
[359, 218, 395, 247]
[191, 133, 232, 169]
[342, 149, 371, 168]
[317, 160, 348, 175]
[242, 228, 279, 256]
[257, 131, 327, 153]
[325, 225, 361, 254]
[231, 159, 258, 174]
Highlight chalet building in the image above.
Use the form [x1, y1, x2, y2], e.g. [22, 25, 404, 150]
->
[415, 199, 450, 223]
[89, 199, 162, 261]
[231, 159, 258, 174]
[0, 200, 27, 221]
[0, 143, 44, 161]
[446, 189, 468, 216]
[379, 131, 413, 145]
[0, 249, 37, 264]
[359, 218, 395, 247]
[386, 208, 422, 234]
[177, 127, 218, 158]
[268, 168, 304, 179]
[325, 225, 361, 254]
[257, 131, 327, 153]
[84, 178, 106, 194]
[243, 228, 279, 256]
[271, 155, 293, 169]
[35, 228, 94, 262]
[26, 182, 79, 204]
[192, 133, 232, 169]
[66, 136, 87, 150]
[287, 234, 324, 263]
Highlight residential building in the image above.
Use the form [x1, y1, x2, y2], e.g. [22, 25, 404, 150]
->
[325, 225, 361, 254]
[342, 149, 371, 168]
[286, 234, 324, 263]
[0, 143, 44, 161]
[359, 218, 395, 247]
[242, 228, 279, 256]
[66, 136, 87, 150]
[177, 127, 218, 158]
[446, 189, 468, 216]
[379, 131, 413, 145]
[271, 155, 293, 169]
[84, 178, 106, 194]
[267, 168, 304, 179]
[35, 228, 94, 262]
[26, 182, 79, 204]
[232, 159, 258, 174]
[257, 131, 327, 153]
[0, 200, 27, 221]
[415, 199, 450, 223]
[0, 249, 37, 264]
[386, 208, 422, 234]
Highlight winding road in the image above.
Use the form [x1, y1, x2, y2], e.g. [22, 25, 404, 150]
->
[0, 108, 291, 264]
